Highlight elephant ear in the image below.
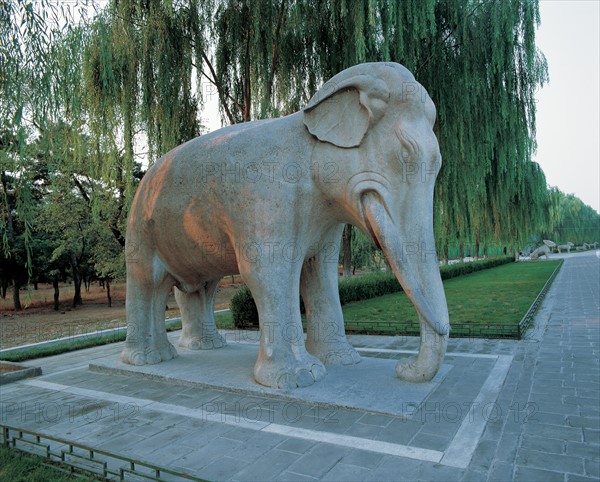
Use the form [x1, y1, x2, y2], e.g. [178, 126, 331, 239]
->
[304, 74, 390, 148]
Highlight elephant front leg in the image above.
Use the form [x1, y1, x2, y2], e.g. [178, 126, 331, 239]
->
[175, 281, 227, 350]
[302, 229, 361, 366]
[242, 264, 326, 389]
[396, 317, 448, 382]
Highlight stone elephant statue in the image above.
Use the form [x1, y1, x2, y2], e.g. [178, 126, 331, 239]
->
[557, 242, 574, 253]
[121, 62, 450, 389]
[530, 244, 551, 259]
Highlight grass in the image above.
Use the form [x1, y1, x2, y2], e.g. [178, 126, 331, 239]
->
[0, 261, 559, 361]
[341, 260, 561, 338]
[0, 446, 94, 481]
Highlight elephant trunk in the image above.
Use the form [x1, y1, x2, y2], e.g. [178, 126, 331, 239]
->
[362, 191, 449, 382]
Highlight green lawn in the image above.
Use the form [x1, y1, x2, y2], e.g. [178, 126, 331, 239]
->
[1, 261, 559, 363]
[0, 446, 93, 481]
[341, 260, 561, 338]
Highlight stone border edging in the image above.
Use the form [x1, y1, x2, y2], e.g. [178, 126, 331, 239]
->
[0, 361, 42, 385]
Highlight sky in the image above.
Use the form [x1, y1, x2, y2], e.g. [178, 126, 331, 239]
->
[533, 0, 600, 212]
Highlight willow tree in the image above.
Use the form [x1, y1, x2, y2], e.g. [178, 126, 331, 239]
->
[1, 0, 58, 263]
[3, 0, 554, 284]
[83, 0, 206, 187]
[209, 0, 549, 265]
[549, 191, 600, 245]
[413, 0, 549, 259]
[0, 0, 86, 307]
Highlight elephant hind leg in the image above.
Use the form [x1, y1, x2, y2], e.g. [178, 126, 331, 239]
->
[121, 255, 178, 366]
[176, 280, 227, 350]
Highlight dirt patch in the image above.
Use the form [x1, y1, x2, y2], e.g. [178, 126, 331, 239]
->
[0, 277, 243, 349]
[0, 363, 24, 373]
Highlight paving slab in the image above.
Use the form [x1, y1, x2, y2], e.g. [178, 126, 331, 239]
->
[0, 250, 598, 481]
[90, 343, 451, 418]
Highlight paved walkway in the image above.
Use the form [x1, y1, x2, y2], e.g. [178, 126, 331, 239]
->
[1, 251, 598, 481]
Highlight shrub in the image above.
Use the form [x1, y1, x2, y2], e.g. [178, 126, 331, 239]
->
[439, 256, 513, 280]
[230, 256, 514, 328]
[338, 272, 400, 305]
[231, 285, 259, 328]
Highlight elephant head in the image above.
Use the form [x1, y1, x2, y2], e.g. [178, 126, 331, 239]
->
[303, 62, 449, 382]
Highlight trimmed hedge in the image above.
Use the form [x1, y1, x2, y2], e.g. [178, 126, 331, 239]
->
[231, 256, 514, 329]
[439, 256, 514, 280]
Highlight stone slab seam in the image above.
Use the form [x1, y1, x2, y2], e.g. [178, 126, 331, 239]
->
[17, 350, 512, 469]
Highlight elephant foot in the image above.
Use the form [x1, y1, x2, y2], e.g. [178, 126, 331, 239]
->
[254, 351, 326, 389]
[178, 332, 227, 350]
[307, 341, 361, 366]
[396, 356, 437, 383]
[121, 341, 178, 366]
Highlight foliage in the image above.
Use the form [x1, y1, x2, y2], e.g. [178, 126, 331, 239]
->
[337, 272, 403, 306]
[439, 256, 514, 280]
[349, 228, 383, 273]
[1, 0, 597, 297]
[0, 446, 85, 482]
[231, 256, 514, 328]
[342, 259, 561, 339]
[546, 188, 600, 245]
[209, 0, 551, 258]
[231, 284, 259, 329]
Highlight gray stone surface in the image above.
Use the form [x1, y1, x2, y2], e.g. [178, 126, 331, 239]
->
[91, 342, 451, 417]
[0, 250, 598, 481]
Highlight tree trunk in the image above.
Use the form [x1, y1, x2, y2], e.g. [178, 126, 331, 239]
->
[53, 278, 60, 311]
[12, 280, 22, 311]
[243, 25, 251, 122]
[33, 281, 38, 290]
[106, 278, 112, 307]
[474, 230, 480, 261]
[442, 244, 449, 265]
[342, 224, 353, 277]
[71, 252, 83, 307]
[459, 242, 464, 262]
[1, 279, 8, 299]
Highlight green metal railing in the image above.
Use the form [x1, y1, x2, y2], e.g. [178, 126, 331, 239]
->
[1, 424, 205, 481]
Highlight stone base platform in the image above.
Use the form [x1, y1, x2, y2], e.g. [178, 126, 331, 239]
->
[89, 342, 451, 418]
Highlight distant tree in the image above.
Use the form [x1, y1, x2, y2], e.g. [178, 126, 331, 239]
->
[548, 190, 600, 245]
[350, 229, 380, 274]
[0, 148, 48, 310]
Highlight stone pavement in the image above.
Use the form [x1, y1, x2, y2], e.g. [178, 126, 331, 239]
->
[1, 251, 598, 481]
